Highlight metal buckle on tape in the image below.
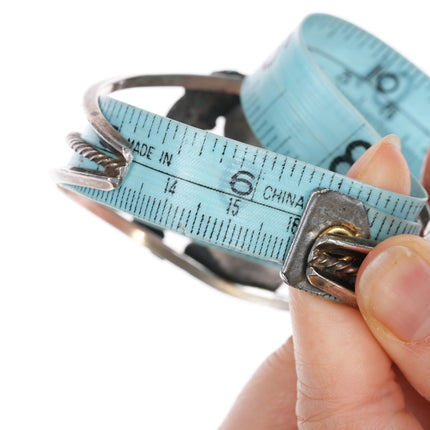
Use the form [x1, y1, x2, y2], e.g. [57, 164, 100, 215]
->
[281, 189, 378, 308]
[419, 204, 430, 240]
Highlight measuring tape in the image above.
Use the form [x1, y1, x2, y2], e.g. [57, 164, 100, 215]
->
[241, 14, 430, 177]
[54, 14, 429, 308]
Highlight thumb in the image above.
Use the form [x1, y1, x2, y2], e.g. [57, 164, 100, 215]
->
[352, 135, 430, 402]
[289, 136, 424, 428]
[356, 235, 430, 401]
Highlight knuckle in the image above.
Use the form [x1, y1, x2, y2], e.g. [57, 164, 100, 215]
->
[295, 372, 406, 428]
[265, 337, 295, 373]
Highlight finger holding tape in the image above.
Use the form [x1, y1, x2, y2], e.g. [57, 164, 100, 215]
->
[289, 137, 424, 427]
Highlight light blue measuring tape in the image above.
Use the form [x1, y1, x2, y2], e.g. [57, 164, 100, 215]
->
[54, 14, 429, 309]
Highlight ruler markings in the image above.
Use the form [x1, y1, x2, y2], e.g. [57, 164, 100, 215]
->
[196, 213, 205, 236]
[223, 219, 232, 243]
[356, 184, 363, 201]
[219, 141, 227, 163]
[147, 115, 156, 138]
[250, 152, 267, 201]
[240, 146, 248, 168]
[241, 228, 249, 249]
[190, 203, 201, 234]
[235, 226, 243, 248]
[184, 209, 191, 230]
[375, 215, 387, 240]
[191, 131, 197, 147]
[270, 235, 278, 259]
[252, 223, 264, 254]
[129, 190, 136, 212]
[386, 218, 395, 236]
[156, 116, 163, 135]
[129, 159, 301, 217]
[150, 198, 159, 221]
[259, 233, 267, 255]
[140, 112, 149, 131]
[209, 218, 218, 240]
[69, 15, 430, 272]
[133, 183, 143, 214]
[369, 211, 378, 229]
[228, 223, 236, 246]
[405, 200, 414, 219]
[170, 206, 179, 230]
[123, 188, 131, 211]
[165, 202, 173, 226]
[161, 119, 171, 145]
[138, 194, 147, 217]
[177, 208, 185, 230]
[159, 199, 168, 223]
[264, 234, 273, 256]
[199, 133, 208, 156]
[133, 110, 142, 133]
[144, 195, 152, 219]
[202, 215, 211, 239]
[247, 229, 255, 253]
[177, 127, 187, 154]
[216, 220, 225, 242]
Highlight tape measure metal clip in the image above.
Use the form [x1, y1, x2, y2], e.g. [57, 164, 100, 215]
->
[281, 189, 378, 308]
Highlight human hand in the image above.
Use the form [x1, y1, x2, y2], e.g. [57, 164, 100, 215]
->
[220, 135, 430, 429]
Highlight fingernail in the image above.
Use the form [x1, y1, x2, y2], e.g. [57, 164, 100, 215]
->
[347, 134, 401, 180]
[346, 134, 410, 195]
[359, 245, 430, 341]
[382, 134, 401, 149]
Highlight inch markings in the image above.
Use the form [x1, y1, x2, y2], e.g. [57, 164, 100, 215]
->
[66, 14, 429, 269]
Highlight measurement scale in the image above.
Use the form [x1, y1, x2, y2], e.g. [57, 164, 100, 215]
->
[53, 14, 429, 309]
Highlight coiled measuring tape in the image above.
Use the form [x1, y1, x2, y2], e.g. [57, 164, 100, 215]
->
[54, 14, 429, 309]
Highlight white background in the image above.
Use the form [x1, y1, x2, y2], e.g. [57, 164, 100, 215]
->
[2, 1, 430, 429]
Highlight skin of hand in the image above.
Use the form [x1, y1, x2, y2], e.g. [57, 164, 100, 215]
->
[219, 135, 430, 429]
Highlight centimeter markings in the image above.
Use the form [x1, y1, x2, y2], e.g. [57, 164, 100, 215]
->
[77, 97, 304, 264]
[241, 13, 430, 179]
[101, 97, 422, 227]
[307, 16, 430, 133]
[307, 14, 430, 174]
[73, 93, 422, 265]
[80, 182, 294, 264]
[67, 14, 429, 268]
[307, 43, 430, 172]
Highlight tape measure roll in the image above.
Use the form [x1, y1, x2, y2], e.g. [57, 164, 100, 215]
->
[242, 13, 430, 178]
[57, 14, 429, 304]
